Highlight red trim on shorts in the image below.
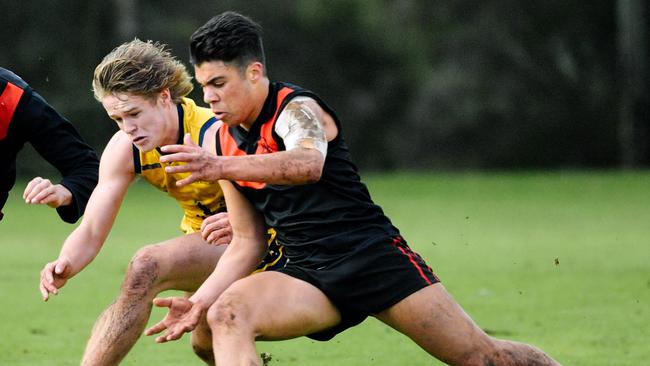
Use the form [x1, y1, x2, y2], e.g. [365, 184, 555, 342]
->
[0, 82, 24, 140]
[391, 236, 434, 285]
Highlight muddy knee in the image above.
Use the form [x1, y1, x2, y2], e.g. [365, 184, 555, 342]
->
[207, 291, 251, 335]
[121, 245, 162, 296]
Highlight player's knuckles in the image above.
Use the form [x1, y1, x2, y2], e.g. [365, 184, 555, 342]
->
[36, 180, 50, 189]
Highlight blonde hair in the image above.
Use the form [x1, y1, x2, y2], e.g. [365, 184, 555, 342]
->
[93, 39, 193, 103]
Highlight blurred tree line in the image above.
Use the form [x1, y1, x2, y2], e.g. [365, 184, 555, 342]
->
[1, 0, 648, 177]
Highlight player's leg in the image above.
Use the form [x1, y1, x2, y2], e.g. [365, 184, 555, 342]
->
[191, 315, 216, 366]
[207, 271, 341, 366]
[374, 283, 561, 366]
[81, 233, 226, 366]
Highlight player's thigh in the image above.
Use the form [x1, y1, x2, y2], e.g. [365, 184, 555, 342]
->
[141, 232, 226, 291]
[373, 283, 492, 362]
[213, 271, 341, 341]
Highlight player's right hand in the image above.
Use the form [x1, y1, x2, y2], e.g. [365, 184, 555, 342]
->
[39, 258, 73, 301]
[159, 133, 224, 186]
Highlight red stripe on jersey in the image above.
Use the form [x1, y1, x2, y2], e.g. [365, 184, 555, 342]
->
[0, 82, 24, 140]
[257, 87, 293, 155]
[392, 237, 434, 285]
[217, 126, 267, 189]
[217, 86, 297, 190]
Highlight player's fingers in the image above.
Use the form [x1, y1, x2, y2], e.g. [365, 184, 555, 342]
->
[163, 162, 193, 174]
[54, 261, 68, 275]
[201, 220, 220, 240]
[183, 133, 198, 147]
[32, 187, 56, 205]
[25, 180, 51, 203]
[152, 297, 173, 309]
[42, 263, 56, 284]
[208, 214, 229, 229]
[155, 334, 170, 343]
[39, 282, 50, 301]
[159, 151, 194, 164]
[166, 325, 190, 342]
[144, 321, 168, 336]
[23, 177, 42, 199]
[206, 229, 229, 245]
[40, 278, 58, 296]
[200, 216, 210, 232]
[215, 232, 232, 245]
[159, 143, 189, 154]
[201, 212, 226, 231]
[205, 230, 219, 244]
[175, 175, 198, 187]
[41, 271, 59, 293]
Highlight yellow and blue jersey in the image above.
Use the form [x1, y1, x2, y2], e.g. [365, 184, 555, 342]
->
[133, 97, 223, 233]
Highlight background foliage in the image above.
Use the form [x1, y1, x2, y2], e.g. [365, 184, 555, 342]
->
[1, 0, 648, 175]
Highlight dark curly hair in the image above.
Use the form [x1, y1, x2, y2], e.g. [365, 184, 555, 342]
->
[189, 11, 266, 73]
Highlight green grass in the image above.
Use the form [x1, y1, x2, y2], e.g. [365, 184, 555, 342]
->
[1, 171, 649, 365]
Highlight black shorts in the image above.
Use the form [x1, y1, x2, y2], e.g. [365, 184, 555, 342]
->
[272, 234, 440, 341]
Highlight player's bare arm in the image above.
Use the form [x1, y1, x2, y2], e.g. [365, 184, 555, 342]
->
[159, 98, 337, 186]
[39, 131, 135, 301]
[145, 180, 267, 343]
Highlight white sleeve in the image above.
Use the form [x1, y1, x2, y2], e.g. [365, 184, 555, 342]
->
[274, 96, 328, 158]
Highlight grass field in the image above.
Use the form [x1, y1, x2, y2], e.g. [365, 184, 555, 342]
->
[0, 171, 648, 365]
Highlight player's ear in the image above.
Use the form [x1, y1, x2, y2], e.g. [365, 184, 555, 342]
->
[247, 62, 264, 83]
[158, 88, 172, 104]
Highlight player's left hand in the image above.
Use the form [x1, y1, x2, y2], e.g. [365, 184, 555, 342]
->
[159, 133, 224, 186]
[144, 296, 206, 343]
[23, 177, 72, 208]
[201, 212, 232, 245]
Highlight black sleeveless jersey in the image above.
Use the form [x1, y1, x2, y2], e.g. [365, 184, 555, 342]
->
[215, 82, 400, 251]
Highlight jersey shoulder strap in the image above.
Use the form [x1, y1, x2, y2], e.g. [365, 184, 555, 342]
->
[0, 81, 25, 140]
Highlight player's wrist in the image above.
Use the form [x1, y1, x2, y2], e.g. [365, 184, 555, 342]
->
[55, 184, 73, 207]
[187, 296, 212, 312]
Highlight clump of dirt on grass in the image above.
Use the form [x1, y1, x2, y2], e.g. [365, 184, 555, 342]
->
[261, 352, 272, 365]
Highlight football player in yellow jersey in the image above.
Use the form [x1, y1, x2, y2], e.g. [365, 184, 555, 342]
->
[37, 39, 282, 365]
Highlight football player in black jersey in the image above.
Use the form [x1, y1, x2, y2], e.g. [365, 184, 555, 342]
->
[146, 11, 561, 366]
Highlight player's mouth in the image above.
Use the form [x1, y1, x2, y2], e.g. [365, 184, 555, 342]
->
[213, 111, 226, 120]
[133, 136, 147, 145]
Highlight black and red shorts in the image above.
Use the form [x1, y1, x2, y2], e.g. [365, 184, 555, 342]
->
[272, 234, 440, 340]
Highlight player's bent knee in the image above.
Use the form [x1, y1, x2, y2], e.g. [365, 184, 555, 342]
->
[122, 245, 162, 294]
[207, 291, 251, 333]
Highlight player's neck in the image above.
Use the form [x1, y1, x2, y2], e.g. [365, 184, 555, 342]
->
[241, 78, 270, 131]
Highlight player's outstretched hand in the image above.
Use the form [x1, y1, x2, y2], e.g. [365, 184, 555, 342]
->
[39, 258, 73, 301]
[23, 177, 73, 208]
[159, 133, 223, 186]
[144, 297, 206, 343]
[201, 212, 232, 245]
